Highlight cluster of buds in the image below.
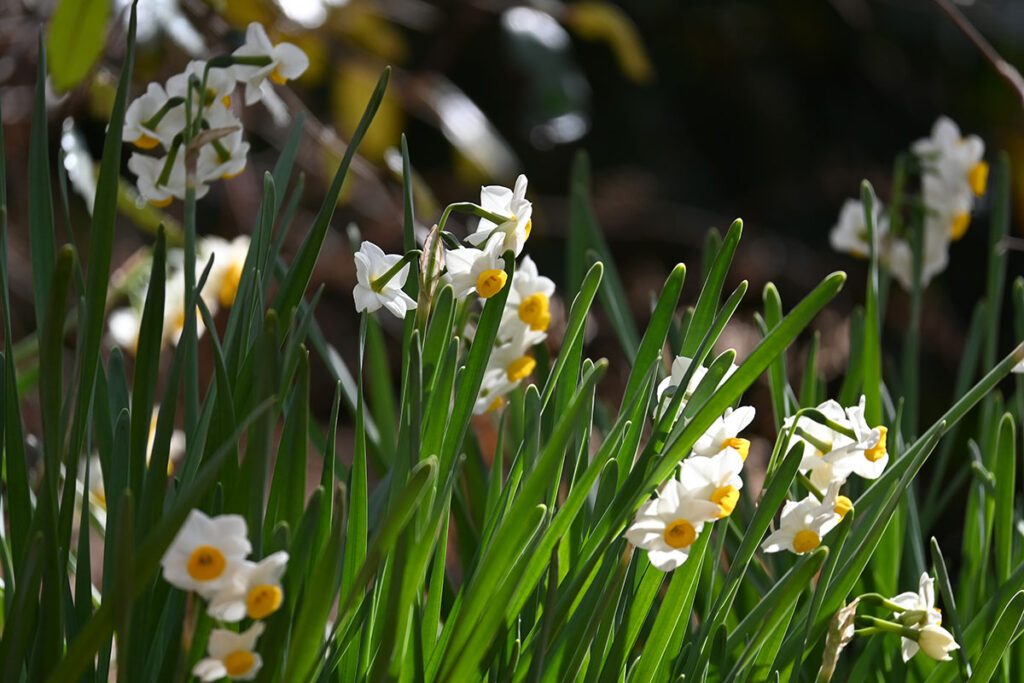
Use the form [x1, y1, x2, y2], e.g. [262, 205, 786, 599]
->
[108, 235, 251, 353]
[626, 355, 756, 571]
[161, 509, 290, 681]
[830, 116, 988, 290]
[124, 22, 308, 206]
[352, 175, 556, 415]
[760, 395, 888, 556]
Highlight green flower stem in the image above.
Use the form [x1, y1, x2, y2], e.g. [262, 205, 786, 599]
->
[857, 592, 909, 613]
[210, 138, 230, 163]
[794, 426, 833, 455]
[156, 136, 183, 187]
[856, 614, 918, 639]
[370, 250, 421, 293]
[801, 409, 860, 440]
[141, 96, 185, 131]
[797, 473, 824, 501]
[436, 202, 513, 235]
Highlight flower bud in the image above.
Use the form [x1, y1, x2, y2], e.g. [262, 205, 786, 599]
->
[917, 624, 959, 661]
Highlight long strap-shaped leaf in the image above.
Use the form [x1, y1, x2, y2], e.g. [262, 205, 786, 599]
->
[273, 68, 390, 318]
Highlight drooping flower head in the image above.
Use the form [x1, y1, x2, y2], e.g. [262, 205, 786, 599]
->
[890, 572, 943, 662]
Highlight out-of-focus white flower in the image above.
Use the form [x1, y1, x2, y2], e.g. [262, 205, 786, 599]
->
[829, 198, 889, 259]
[207, 551, 289, 622]
[625, 480, 721, 571]
[914, 117, 987, 246]
[917, 624, 960, 662]
[655, 355, 739, 423]
[891, 572, 943, 661]
[108, 307, 142, 353]
[445, 234, 509, 300]
[678, 447, 744, 518]
[161, 509, 251, 598]
[352, 241, 417, 319]
[124, 82, 185, 149]
[886, 226, 951, 292]
[232, 23, 310, 105]
[465, 175, 533, 256]
[502, 255, 555, 333]
[761, 493, 840, 555]
[200, 235, 251, 309]
[691, 406, 755, 460]
[192, 622, 265, 681]
[1013, 356, 1024, 374]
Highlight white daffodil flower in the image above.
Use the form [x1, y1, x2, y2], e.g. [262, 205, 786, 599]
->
[691, 405, 755, 460]
[787, 396, 887, 489]
[818, 396, 887, 483]
[200, 235, 251, 309]
[760, 493, 840, 555]
[655, 355, 739, 424]
[829, 198, 889, 259]
[160, 509, 251, 598]
[445, 233, 509, 300]
[352, 241, 418, 319]
[625, 480, 722, 571]
[678, 446, 745, 519]
[207, 551, 289, 622]
[465, 174, 533, 257]
[890, 572, 943, 661]
[124, 82, 185, 149]
[916, 624, 960, 662]
[502, 255, 555, 333]
[192, 622, 265, 681]
[197, 103, 249, 183]
[166, 60, 237, 111]
[232, 22, 310, 105]
[1014, 355, 1024, 374]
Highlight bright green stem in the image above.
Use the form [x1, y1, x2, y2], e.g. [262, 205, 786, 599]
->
[857, 592, 910, 613]
[140, 96, 185, 132]
[856, 615, 918, 639]
[370, 250, 421, 293]
[794, 426, 833, 455]
[436, 202, 513, 235]
[156, 136, 183, 187]
[797, 473, 824, 501]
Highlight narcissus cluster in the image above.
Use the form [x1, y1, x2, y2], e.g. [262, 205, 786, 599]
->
[124, 22, 308, 206]
[351, 175, 557, 415]
[626, 355, 755, 571]
[161, 509, 289, 681]
[830, 116, 988, 291]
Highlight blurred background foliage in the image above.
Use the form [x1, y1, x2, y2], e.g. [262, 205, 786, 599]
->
[0, 0, 1022, 452]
